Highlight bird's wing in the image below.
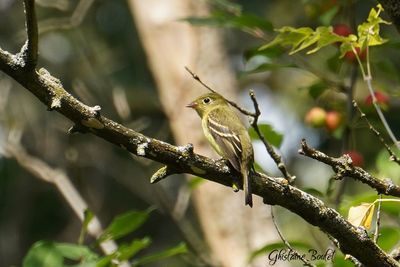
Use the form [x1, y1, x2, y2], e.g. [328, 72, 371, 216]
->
[206, 110, 242, 171]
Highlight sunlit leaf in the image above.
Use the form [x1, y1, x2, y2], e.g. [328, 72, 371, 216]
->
[340, 193, 400, 217]
[248, 124, 283, 147]
[347, 203, 375, 229]
[357, 4, 390, 48]
[259, 5, 389, 58]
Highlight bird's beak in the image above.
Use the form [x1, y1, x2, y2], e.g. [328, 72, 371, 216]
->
[186, 101, 198, 109]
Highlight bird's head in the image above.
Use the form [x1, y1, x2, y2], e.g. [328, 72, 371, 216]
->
[186, 93, 227, 117]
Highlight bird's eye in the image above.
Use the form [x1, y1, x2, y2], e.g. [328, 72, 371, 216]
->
[203, 97, 211, 104]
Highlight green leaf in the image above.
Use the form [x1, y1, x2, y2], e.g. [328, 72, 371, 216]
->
[259, 26, 348, 55]
[23, 241, 63, 267]
[260, 5, 390, 58]
[229, 13, 273, 32]
[79, 209, 94, 245]
[55, 243, 98, 261]
[248, 241, 311, 263]
[357, 4, 390, 48]
[340, 193, 400, 217]
[98, 210, 151, 243]
[319, 6, 339, 26]
[118, 238, 152, 261]
[248, 124, 283, 147]
[378, 227, 400, 251]
[183, 11, 273, 33]
[307, 81, 327, 99]
[253, 162, 266, 173]
[244, 46, 285, 61]
[23, 241, 98, 267]
[243, 62, 295, 74]
[97, 238, 152, 266]
[132, 243, 187, 266]
[375, 146, 400, 183]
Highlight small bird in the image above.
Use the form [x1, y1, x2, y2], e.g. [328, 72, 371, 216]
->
[186, 92, 254, 207]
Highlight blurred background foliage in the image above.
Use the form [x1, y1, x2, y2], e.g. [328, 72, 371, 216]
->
[1, 0, 400, 266]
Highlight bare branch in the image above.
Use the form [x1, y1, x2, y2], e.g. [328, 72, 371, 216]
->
[299, 139, 400, 197]
[0, 57, 397, 265]
[270, 207, 315, 267]
[248, 91, 295, 183]
[374, 195, 382, 244]
[23, 0, 38, 69]
[353, 100, 400, 165]
[184, 66, 255, 116]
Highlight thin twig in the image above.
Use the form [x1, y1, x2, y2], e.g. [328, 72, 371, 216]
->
[356, 36, 400, 149]
[334, 64, 358, 208]
[364, 77, 399, 149]
[249, 91, 295, 183]
[184, 66, 255, 116]
[270, 207, 316, 267]
[353, 100, 400, 164]
[185, 67, 295, 183]
[23, 0, 38, 69]
[300, 139, 400, 197]
[374, 194, 382, 243]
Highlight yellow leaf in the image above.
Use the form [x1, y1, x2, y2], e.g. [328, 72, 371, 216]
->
[347, 203, 375, 229]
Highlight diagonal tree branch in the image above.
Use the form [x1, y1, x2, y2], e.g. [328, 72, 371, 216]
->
[300, 139, 400, 197]
[1, 2, 400, 266]
[0, 49, 399, 266]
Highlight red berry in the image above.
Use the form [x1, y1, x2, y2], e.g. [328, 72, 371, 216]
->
[345, 150, 364, 167]
[325, 111, 341, 132]
[344, 47, 366, 62]
[365, 91, 389, 106]
[305, 107, 327, 128]
[333, 24, 352, 37]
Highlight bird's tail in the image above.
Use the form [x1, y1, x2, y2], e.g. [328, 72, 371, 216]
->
[242, 168, 253, 207]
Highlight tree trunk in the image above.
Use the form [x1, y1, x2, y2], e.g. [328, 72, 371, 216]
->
[128, 1, 279, 266]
